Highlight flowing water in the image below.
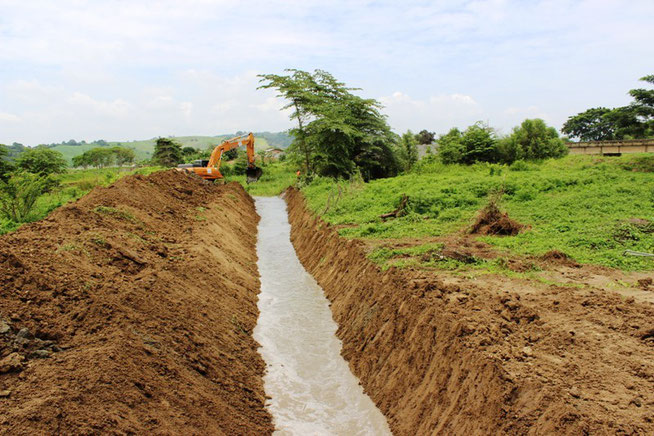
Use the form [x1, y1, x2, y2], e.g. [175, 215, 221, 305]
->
[253, 196, 391, 436]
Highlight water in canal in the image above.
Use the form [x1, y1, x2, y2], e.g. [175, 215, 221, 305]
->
[253, 196, 391, 435]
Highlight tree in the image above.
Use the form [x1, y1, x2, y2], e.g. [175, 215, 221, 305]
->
[259, 69, 400, 180]
[561, 107, 615, 141]
[415, 129, 435, 145]
[16, 147, 68, 175]
[398, 130, 419, 170]
[259, 69, 319, 175]
[498, 119, 568, 163]
[152, 138, 182, 167]
[562, 74, 654, 140]
[0, 172, 49, 222]
[0, 145, 14, 182]
[437, 123, 498, 164]
[437, 128, 464, 164]
[111, 147, 135, 166]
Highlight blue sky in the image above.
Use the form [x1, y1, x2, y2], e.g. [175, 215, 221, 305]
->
[1, 0, 653, 145]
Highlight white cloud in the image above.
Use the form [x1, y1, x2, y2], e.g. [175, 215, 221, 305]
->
[379, 91, 483, 133]
[1, 0, 653, 144]
[0, 112, 21, 123]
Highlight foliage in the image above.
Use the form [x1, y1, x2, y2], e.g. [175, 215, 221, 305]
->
[562, 74, 654, 140]
[78, 148, 112, 168]
[497, 119, 568, 163]
[16, 147, 68, 175]
[398, 130, 419, 171]
[112, 147, 136, 166]
[0, 145, 14, 181]
[438, 123, 498, 164]
[258, 69, 400, 180]
[0, 166, 163, 235]
[0, 172, 50, 222]
[152, 137, 183, 167]
[415, 129, 435, 145]
[301, 154, 654, 271]
[226, 161, 299, 196]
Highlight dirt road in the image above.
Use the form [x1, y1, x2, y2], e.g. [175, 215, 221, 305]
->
[0, 171, 272, 434]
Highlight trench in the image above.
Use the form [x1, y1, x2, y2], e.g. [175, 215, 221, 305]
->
[252, 196, 391, 435]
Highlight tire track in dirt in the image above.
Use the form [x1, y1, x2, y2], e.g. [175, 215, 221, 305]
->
[0, 171, 273, 435]
[285, 187, 654, 435]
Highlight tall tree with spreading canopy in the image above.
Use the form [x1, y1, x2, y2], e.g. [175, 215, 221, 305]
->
[258, 69, 399, 180]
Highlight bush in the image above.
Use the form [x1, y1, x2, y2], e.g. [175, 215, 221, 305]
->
[16, 147, 68, 175]
[438, 123, 498, 165]
[498, 119, 568, 163]
[0, 172, 49, 222]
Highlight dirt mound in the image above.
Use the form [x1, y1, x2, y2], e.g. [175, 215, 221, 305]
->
[540, 250, 581, 267]
[0, 171, 272, 434]
[286, 187, 654, 435]
[469, 202, 524, 236]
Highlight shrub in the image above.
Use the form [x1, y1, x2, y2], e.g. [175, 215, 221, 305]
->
[16, 147, 68, 175]
[499, 119, 568, 163]
[0, 172, 49, 222]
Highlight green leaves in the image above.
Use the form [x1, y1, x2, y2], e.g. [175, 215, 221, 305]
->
[563, 74, 654, 141]
[258, 69, 399, 180]
[152, 138, 183, 167]
[0, 171, 49, 222]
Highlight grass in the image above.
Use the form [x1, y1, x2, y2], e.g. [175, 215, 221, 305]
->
[0, 166, 162, 235]
[300, 154, 654, 271]
[225, 161, 298, 196]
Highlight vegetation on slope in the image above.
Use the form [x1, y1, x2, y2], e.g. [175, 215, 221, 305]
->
[300, 154, 654, 270]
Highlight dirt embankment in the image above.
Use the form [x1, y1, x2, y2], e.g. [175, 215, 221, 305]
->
[285, 187, 654, 435]
[0, 171, 273, 435]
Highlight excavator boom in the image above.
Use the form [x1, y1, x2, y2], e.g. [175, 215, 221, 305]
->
[177, 132, 262, 182]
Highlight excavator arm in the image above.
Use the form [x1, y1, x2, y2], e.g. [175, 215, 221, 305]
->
[177, 132, 262, 182]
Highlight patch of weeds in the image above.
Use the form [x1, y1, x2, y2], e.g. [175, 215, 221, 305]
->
[90, 235, 107, 247]
[194, 214, 207, 222]
[94, 206, 136, 222]
[228, 194, 237, 201]
[195, 206, 206, 212]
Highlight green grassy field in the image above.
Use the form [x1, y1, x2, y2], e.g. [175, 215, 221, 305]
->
[225, 161, 298, 196]
[51, 136, 272, 164]
[0, 166, 163, 235]
[300, 155, 654, 271]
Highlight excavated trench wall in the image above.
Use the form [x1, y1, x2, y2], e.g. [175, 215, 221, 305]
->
[285, 188, 586, 435]
[0, 172, 273, 434]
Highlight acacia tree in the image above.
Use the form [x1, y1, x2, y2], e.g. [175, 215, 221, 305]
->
[258, 69, 399, 179]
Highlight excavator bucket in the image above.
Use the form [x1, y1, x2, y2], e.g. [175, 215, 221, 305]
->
[246, 166, 263, 183]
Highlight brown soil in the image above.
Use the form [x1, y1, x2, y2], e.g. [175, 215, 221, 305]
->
[285, 187, 654, 435]
[0, 171, 273, 435]
[470, 201, 524, 236]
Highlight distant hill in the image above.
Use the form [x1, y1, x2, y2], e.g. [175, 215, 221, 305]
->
[43, 131, 293, 164]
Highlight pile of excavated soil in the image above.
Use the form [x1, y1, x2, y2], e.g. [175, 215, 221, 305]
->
[0, 171, 273, 434]
[285, 187, 654, 435]
[470, 201, 524, 236]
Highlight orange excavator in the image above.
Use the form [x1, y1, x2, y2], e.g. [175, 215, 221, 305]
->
[177, 132, 263, 183]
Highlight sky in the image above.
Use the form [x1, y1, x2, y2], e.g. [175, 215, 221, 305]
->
[1, 0, 653, 146]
